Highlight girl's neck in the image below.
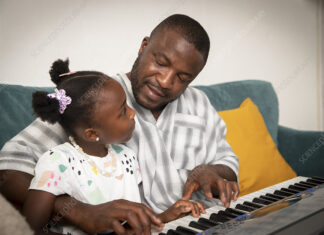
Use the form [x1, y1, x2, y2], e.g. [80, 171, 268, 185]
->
[70, 136, 109, 157]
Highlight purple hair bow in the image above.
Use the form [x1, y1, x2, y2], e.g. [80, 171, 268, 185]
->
[47, 89, 72, 114]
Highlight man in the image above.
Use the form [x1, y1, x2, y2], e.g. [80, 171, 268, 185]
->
[0, 14, 239, 234]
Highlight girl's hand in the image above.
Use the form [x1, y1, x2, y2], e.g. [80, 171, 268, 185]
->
[158, 200, 206, 223]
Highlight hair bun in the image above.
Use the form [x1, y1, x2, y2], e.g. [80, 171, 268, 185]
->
[32, 91, 61, 124]
[49, 58, 70, 86]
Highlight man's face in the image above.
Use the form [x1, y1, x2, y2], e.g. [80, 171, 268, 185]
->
[130, 28, 206, 112]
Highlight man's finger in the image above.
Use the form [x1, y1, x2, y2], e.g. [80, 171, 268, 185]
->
[231, 182, 240, 200]
[182, 181, 196, 200]
[215, 179, 228, 207]
[123, 210, 144, 235]
[225, 182, 233, 207]
[111, 219, 127, 235]
[201, 182, 213, 199]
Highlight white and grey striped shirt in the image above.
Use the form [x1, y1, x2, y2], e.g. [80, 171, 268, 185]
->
[0, 73, 238, 213]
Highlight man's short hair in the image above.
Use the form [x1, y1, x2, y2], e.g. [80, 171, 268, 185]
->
[150, 14, 210, 62]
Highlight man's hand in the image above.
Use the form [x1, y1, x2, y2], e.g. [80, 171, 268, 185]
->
[182, 165, 239, 208]
[70, 199, 163, 235]
[158, 200, 205, 223]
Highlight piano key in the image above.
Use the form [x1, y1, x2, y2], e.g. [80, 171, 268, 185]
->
[188, 221, 209, 230]
[311, 176, 324, 183]
[159, 233, 167, 235]
[299, 181, 318, 187]
[176, 226, 197, 235]
[252, 197, 273, 205]
[265, 193, 285, 200]
[166, 229, 183, 235]
[198, 217, 219, 227]
[259, 195, 278, 202]
[218, 210, 237, 218]
[210, 213, 231, 222]
[281, 187, 299, 194]
[274, 190, 294, 197]
[288, 185, 306, 192]
[243, 201, 263, 209]
[225, 208, 245, 216]
[295, 183, 312, 189]
[306, 179, 322, 185]
[235, 204, 255, 212]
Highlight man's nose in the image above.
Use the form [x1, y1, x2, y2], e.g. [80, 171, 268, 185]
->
[157, 70, 175, 89]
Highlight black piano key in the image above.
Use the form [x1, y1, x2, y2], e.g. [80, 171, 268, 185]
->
[188, 221, 209, 230]
[295, 183, 312, 189]
[235, 204, 255, 212]
[176, 226, 197, 235]
[225, 208, 245, 216]
[198, 217, 219, 227]
[265, 193, 285, 200]
[311, 176, 324, 183]
[259, 195, 278, 202]
[210, 213, 231, 222]
[306, 179, 322, 185]
[159, 233, 167, 235]
[299, 181, 317, 187]
[243, 201, 263, 209]
[167, 229, 183, 235]
[281, 187, 299, 194]
[252, 198, 272, 205]
[288, 185, 305, 192]
[218, 210, 237, 219]
[274, 190, 294, 197]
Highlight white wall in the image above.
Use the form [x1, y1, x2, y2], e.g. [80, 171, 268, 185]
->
[0, 0, 322, 131]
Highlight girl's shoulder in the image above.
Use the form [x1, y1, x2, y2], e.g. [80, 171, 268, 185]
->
[38, 142, 75, 165]
[110, 144, 136, 157]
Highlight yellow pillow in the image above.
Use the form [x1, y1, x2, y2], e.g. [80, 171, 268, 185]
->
[218, 98, 296, 196]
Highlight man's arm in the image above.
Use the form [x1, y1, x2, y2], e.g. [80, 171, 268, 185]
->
[0, 170, 32, 212]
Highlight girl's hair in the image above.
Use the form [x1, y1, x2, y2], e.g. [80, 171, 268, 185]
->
[32, 59, 111, 137]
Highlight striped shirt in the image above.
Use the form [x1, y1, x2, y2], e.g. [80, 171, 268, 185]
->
[0, 73, 238, 213]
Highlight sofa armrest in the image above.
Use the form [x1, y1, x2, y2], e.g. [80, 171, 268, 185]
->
[277, 125, 324, 177]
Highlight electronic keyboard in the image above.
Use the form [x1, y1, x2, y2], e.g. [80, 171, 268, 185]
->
[154, 176, 324, 235]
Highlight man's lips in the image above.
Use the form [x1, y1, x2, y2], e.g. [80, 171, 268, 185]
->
[146, 84, 165, 97]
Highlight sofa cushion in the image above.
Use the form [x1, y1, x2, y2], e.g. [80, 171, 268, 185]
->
[218, 98, 296, 196]
[0, 84, 53, 149]
[195, 80, 279, 145]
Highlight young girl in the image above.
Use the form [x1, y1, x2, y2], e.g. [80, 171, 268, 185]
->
[23, 59, 205, 235]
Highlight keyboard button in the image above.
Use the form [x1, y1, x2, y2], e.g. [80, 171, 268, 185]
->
[189, 221, 208, 230]
[259, 195, 277, 202]
[265, 193, 284, 200]
[176, 226, 197, 235]
[218, 210, 237, 218]
[210, 213, 231, 222]
[198, 217, 219, 227]
[243, 201, 263, 209]
[288, 185, 305, 192]
[225, 208, 245, 216]
[252, 198, 272, 205]
[274, 190, 293, 197]
[281, 188, 299, 194]
[167, 229, 183, 235]
[299, 181, 317, 187]
[306, 179, 322, 185]
[235, 204, 255, 212]
[311, 176, 324, 183]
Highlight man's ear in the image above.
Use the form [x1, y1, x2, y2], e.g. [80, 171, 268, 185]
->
[83, 128, 99, 142]
[138, 36, 149, 55]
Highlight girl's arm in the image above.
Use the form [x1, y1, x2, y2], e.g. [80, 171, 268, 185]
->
[23, 189, 58, 234]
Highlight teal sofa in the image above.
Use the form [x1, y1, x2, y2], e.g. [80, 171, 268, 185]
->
[0, 81, 323, 177]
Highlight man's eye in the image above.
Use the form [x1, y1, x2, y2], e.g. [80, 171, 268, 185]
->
[155, 60, 165, 66]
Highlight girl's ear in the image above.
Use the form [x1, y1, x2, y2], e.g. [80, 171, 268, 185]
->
[138, 36, 149, 55]
[83, 128, 99, 142]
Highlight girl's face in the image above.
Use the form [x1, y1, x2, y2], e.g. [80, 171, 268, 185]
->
[92, 79, 135, 144]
